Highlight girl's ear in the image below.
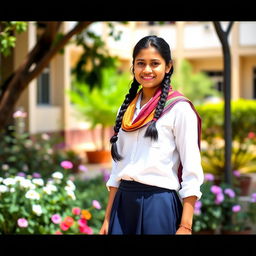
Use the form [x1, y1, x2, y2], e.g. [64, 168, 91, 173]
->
[165, 60, 173, 74]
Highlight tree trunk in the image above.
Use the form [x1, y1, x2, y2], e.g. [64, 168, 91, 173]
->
[0, 21, 92, 132]
[213, 21, 234, 185]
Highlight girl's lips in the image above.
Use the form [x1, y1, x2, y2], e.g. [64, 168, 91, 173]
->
[141, 76, 155, 81]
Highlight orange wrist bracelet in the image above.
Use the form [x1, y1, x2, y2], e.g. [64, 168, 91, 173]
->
[179, 224, 192, 231]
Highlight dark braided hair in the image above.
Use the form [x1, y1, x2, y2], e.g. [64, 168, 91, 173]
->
[110, 35, 174, 161]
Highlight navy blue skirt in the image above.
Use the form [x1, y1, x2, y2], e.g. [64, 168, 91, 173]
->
[108, 180, 183, 235]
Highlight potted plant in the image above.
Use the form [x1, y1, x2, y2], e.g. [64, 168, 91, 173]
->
[68, 67, 132, 164]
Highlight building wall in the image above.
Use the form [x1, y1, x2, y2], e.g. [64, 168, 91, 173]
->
[8, 21, 256, 151]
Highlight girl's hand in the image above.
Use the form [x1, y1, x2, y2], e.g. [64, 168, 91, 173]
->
[99, 219, 109, 235]
[175, 225, 192, 235]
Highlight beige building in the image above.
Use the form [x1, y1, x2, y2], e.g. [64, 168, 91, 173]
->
[2, 21, 256, 152]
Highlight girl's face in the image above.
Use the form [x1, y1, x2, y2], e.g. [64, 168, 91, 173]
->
[133, 46, 172, 90]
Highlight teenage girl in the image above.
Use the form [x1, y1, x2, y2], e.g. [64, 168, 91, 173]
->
[99, 35, 204, 235]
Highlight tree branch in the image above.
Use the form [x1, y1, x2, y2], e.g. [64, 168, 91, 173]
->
[226, 21, 234, 36]
[24, 21, 92, 85]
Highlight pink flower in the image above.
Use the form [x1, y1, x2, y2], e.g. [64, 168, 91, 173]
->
[232, 205, 241, 212]
[60, 160, 73, 169]
[55, 230, 63, 235]
[51, 214, 62, 224]
[92, 200, 101, 210]
[72, 207, 81, 215]
[210, 185, 222, 195]
[17, 218, 28, 228]
[13, 110, 27, 118]
[204, 173, 215, 182]
[224, 188, 235, 198]
[79, 225, 93, 234]
[233, 170, 241, 177]
[215, 192, 224, 204]
[248, 132, 255, 139]
[60, 222, 70, 231]
[78, 218, 87, 227]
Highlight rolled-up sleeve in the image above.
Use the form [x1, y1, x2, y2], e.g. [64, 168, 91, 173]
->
[106, 159, 120, 191]
[173, 102, 204, 200]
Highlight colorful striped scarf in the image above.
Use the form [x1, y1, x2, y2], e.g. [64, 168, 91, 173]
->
[121, 87, 202, 183]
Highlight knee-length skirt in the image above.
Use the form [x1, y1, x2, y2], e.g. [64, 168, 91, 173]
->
[108, 179, 183, 235]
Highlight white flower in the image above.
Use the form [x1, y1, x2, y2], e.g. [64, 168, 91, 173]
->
[47, 149, 53, 155]
[3, 178, 16, 186]
[43, 184, 57, 195]
[32, 204, 42, 216]
[0, 185, 8, 193]
[52, 172, 63, 180]
[25, 190, 40, 200]
[10, 187, 15, 193]
[43, 155, 50, 161]
[41, 133, 50, 140]
[66, 190, 76, 200]
[32, 178, 44, 186]
[20, 179, 36, 189]
[2, 164, 9, 171]
[66, 180, 76, 191]
[22, 165, 28, 171]
[24, 140, 33, 148]
[14, 176, 25, 183]
[0, 177, 3, 183]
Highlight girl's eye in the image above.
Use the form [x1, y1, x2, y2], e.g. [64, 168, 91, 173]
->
[137, 62, 144, 66]
[152, 62, 160, 66]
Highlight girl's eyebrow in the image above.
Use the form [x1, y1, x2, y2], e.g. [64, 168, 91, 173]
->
[135, 58, 161, 62]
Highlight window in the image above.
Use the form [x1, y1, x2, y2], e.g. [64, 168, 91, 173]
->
[204, 70, 223, 93]
[253, 67, 256, 99]
[37, 67, 50, 105]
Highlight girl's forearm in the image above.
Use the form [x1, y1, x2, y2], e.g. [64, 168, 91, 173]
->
[180, 196, 197, 228]
[104, 186, 118, 221]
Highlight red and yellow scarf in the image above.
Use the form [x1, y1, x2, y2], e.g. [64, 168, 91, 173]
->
[121, 86, 202, 183]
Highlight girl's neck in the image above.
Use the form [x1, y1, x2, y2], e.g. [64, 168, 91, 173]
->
[141, 87, 160, 102]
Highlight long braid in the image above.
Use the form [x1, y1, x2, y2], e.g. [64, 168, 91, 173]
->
[144, 66, 174, 141]
[110, 78, 140, 161]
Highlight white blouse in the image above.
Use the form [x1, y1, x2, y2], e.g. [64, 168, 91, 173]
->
[106, 92, 204, 200]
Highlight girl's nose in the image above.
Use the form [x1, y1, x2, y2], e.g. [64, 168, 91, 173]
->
[144, 64, 152, 73]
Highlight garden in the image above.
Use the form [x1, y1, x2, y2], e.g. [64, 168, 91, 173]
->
[0, 110, 109, 234]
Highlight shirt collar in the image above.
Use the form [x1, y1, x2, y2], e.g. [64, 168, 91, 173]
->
[135, 91, 142, 110]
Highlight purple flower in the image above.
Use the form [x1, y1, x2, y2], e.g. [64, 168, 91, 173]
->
[194, 201, 202, 215]
[215, 192, 224, 204]
[17, 172, 26, 177]
[224, 188, 236, 198]
[60, 160, 73, 170]
[17, 218, 28, 228]
[51, 214, 62, 224]
[92, 200, 101, 210]
[232, 205, 241, 212]
[78, 165, 88, 172]
[204, 173, 215, 182]
[250, 193, 256, 203]
[210, 185, 222, 195]
[102, 169, 110, 182]
[32, 172, 42, 178]
[233, 170, 241, 177]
